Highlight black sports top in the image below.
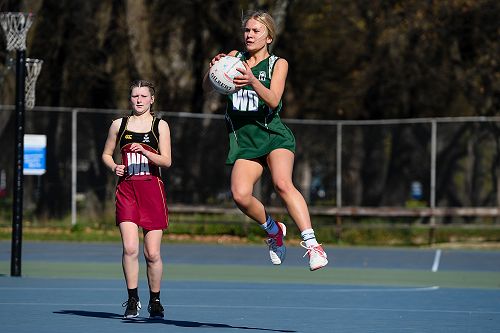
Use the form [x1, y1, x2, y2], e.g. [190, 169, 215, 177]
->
[117, 116, 161, 179]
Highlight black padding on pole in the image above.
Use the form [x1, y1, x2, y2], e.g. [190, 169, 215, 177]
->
[11, 49, 26, 277]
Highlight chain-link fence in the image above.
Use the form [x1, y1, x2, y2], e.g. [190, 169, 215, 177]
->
[0, 105, 499, 225]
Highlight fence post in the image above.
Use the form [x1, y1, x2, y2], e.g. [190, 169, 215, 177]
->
[71, 109, 78, 226]
[336, 122, 343, 242]
[429, 120, 437, 244]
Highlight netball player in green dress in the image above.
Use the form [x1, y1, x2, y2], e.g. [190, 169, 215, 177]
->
[203, 10, 328, 271]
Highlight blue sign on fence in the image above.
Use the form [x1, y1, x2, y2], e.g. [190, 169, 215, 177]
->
[411, 181, 423, 200]
[24, 134, 46, 175]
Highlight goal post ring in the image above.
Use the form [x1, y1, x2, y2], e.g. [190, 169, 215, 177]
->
[25, 58, 43, 110]
[0, 12, 34, 52]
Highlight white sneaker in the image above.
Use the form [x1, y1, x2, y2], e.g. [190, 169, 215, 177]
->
[301, 242, 328, 271]
[265, 222, 286, 265]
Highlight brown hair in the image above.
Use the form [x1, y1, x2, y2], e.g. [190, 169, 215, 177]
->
[241, 10, 276, 46]
[129, 80, 156, 115]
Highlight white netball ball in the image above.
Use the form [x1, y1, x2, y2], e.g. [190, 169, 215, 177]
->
[209, 56, 245, 95]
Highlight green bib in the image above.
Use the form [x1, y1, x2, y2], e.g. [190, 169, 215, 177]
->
[224, 52, 295, 165]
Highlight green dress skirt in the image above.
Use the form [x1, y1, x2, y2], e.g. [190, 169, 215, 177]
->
[225, 112, 296, 165]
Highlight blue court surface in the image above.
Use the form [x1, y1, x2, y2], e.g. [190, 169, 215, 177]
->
[1, 241, 499, 333]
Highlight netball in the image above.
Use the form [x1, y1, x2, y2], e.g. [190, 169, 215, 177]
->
[209, 55, 245, 94]
[1, 5, 497, 332]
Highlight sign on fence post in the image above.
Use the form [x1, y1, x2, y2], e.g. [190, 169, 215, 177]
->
[24, 134, 46, 175]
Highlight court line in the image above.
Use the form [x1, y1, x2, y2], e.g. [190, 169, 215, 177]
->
[0, 286, 440, 292]
[0, 302, 498, 315]
[432, 249, 442, 272]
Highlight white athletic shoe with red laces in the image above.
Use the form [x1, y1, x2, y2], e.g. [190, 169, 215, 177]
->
[301, 242, 328, 271]
[266, 222, 286, 265]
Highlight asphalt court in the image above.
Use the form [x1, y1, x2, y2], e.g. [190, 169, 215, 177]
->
[0, 241, 499, 333]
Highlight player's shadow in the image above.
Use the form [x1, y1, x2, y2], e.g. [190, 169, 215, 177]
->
[54, 310, 296, 332]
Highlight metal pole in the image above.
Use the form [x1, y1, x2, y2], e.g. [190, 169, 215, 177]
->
[11, 49, 26, 277]
[71, 109, 77, 226]
[430, 121, 437, 211]
[336, 123, 343, 242]
[336, 123, 342, 208]
[429, 120, 437, 244]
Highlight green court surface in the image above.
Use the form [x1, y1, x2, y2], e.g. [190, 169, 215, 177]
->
[1, 261, 499, 289]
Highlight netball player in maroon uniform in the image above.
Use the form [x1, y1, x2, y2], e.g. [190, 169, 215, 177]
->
[102, 80, 171, 319]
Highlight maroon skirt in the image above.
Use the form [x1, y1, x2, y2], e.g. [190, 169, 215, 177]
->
[115, 176, 168, 230]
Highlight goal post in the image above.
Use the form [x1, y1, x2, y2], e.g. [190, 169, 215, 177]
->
[0, 12, 35, 277]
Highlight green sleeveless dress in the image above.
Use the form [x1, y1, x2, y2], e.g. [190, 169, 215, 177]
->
[224, 51, 295, 165]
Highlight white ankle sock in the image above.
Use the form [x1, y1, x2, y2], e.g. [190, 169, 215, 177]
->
[301, 228, 319, 247]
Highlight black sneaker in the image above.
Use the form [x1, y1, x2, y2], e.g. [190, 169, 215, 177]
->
[148, 298, 164, 319]
[122, 297, 141, 319]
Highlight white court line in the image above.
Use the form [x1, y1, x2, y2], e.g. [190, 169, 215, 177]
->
[0, 286, 440, 292]
[0, 302, 498, 315]
[432, 249, 442, 272]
